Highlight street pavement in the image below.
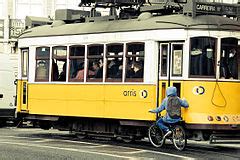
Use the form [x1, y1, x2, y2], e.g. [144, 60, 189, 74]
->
[0, 127, 239, 160]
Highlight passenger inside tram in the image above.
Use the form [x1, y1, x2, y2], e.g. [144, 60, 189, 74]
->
[115, 64, 123, 78]
[126, 60, 135, 78]
[220, 38, 239, 79]
[107, 58, 122, 79]
[220, 48, 238, 79]
[94, 60, 103, 78]
[58, 62, 66, 81]
[36, 60, 49, 80]
[88, 60, 103, 79]
[52, 60, 59, 81]
[131, 61, 143, 78]
[74, 63, 85, 80]
[190, 37, 216, 77]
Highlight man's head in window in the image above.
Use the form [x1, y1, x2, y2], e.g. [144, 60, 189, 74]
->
[131, 61, 143, 78]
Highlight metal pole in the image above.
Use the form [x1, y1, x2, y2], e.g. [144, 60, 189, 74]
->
[168, 43, 171, 87]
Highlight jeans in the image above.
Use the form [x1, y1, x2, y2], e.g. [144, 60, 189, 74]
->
[156, 118, 169, 133]
[156, 117, 180, 133]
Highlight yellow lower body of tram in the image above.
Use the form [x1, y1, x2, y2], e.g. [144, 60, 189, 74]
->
[17, 82, 157, 120]
[17, 80, 240, 141]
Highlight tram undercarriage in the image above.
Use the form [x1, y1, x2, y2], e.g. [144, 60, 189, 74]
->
[21, 114, 240, 144]
[23, 114, 151, 142]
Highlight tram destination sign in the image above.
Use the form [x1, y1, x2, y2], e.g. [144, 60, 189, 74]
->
[195, 2, 239, 16]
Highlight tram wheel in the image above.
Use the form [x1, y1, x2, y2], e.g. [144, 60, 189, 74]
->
[148, 124, 165, 148]
[121, 136, 134, 143]
[172, 125, 187, 151]
[76, 133, 87, 139]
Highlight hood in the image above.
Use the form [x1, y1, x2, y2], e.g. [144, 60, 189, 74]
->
[166, 86, 177, 97]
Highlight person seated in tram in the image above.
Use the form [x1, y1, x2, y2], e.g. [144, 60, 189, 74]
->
[91, 60, 103, 78]
[52, 60, 59, 81]
[74, 63, 85, 80]
[126, 61, 135, 78]
[115, 65, 123, 78]
[131, 61, 143, 78]
[58, 62, 66, 81]
[107, 59, 120, 78]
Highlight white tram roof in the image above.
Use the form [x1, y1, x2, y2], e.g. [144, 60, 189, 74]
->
[19, 14, 240, 39]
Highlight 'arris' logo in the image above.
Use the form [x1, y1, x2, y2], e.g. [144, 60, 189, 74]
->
[192, 86, 205, 95]
[123, 90, 136, 97]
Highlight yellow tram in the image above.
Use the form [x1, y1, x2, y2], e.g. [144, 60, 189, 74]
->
[17, 0, 240, 142]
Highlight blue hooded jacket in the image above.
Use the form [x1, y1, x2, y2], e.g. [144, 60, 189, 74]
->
[152, 86, 189, 123]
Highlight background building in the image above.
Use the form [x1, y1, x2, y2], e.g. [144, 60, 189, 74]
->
[0, 0, 80, 54]
[0, 0, 239, 55]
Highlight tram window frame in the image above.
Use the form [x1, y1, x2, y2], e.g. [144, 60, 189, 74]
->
[35, 47, 50, 82]
[86, 44, 104, 82]
[160, 44, 169, 77]
[21, 48, 29, 78]
[69, 45, 85, 82]
[106, 43, 124, 82]
[172, 44, 183, 77]
[125, 42, 145, 82]
[51, 46, 67, 82]
[189, 37, 217, 78]
[220, 38, 239, 80]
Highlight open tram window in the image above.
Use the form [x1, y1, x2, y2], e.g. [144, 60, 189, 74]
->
[35, 47, 50, 82]
[87, 44, 104, 82]
[220, 38, 239, 80]
[52, 46, 67, 82]
[190, 37, 216, 78]
[69, 45, 85, 82]
[106, 43, 123, 82]
[125, 43, 144, 82]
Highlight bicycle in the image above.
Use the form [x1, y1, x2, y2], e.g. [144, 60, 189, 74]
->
[148, 119, 187, 151]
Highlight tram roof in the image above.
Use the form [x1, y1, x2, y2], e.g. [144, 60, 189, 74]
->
[19, 14, 240, 39]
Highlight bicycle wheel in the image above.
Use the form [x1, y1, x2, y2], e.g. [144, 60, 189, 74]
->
[172, 125, 187, 151]
[148, 124, 165, 148]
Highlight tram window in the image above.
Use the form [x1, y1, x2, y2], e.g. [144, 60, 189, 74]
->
[69, 46, 85, 82]
[172, 44, 183, 76]
[52, 46, 67, 82]
[220, 38, 239, 80]
[35, 47, 50, 82]
[190, 37, 216, 77]
[106, 44, 123, 82]
[125, 43, 144, 82]
[21, 49, 29, 78]
[87, 44, 104, 82]
[161, 44, 168, 76]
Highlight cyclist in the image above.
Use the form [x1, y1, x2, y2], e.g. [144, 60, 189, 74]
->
[149, 86, 189, 138]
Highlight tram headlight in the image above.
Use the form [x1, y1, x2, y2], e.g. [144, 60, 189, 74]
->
[207, 116, 213, 121]
[216, 116, 221, 121]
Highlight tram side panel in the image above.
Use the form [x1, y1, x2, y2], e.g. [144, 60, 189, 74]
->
[182, 81, 240, 128]
[24, 83, 156, 121]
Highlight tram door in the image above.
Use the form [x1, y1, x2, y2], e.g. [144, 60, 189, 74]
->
[158, 42, 184, 103]
[17, 49, 29, 111]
